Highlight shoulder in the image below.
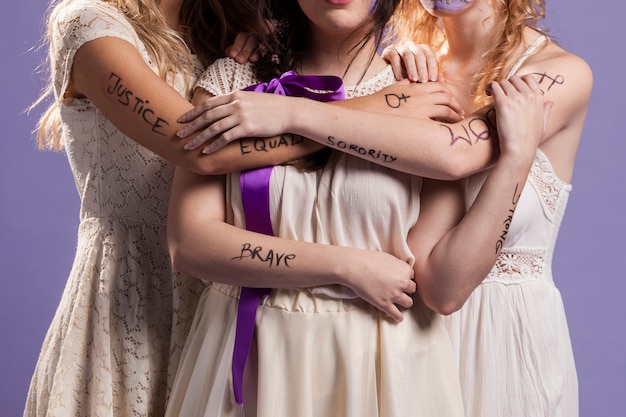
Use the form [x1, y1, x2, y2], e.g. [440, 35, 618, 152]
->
[50, 0, 137, 46]
[523, 40, 593, 103]
[195, 58, 258, 96]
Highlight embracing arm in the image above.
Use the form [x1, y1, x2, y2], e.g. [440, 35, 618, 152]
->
[178, 81, 496, 180]
[408, 75, 549, 314]
[166, 167, 416, 322]
[69, 36, 273, 175]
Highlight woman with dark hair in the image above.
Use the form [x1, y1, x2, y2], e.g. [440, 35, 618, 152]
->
[164, 0, 549, 416]
[174, 0, 591, 416]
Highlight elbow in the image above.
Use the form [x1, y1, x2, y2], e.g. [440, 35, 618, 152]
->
[431, 297, 465, 316]
[168, 240, 186, 274]
[417, 275, 470, 316]
[177, 152, 231, 176]
[438, 153, 475, 180]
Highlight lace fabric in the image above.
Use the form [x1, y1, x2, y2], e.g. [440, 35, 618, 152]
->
[24, 1, 205, 416]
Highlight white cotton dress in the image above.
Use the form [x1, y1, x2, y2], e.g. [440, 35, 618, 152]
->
[23, 1, 205, 416]
[165, 58, 465, 417]
[444, 36, 579, 417]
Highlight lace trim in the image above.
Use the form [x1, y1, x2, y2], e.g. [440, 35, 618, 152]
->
[485, 248, 546, 283]
[529, 150, 571, 221]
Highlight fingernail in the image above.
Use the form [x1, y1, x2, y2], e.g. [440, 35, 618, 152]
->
[202, 147, 211, 154]
[485, 83, 493, 96]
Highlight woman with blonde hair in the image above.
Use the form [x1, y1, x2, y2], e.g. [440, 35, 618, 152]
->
[175, 0, 592, 416]
[24, 0, 261, 416]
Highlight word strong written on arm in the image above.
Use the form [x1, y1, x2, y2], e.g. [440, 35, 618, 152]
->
[495, 183, 521, 253]
[107, 72, 169, 135]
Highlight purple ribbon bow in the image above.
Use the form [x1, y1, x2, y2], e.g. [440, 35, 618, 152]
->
[233, 71, 344, 409]
[243, 70, 345, 101]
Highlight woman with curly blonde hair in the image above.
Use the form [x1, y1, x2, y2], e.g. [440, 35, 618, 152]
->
[382, 1, 590, 416]
[172, 1, 591, 416]
[24, 0, 263, 416]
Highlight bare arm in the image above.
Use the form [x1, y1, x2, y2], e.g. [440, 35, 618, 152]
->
[166, 167, 416, 322]
[177, 81, 496, 180]
[409, 75, 553, 314]
[69, 36, 279, 175]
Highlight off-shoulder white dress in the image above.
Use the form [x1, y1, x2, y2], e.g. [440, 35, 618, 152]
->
[165, 58, 464, 417]
[23, 1, 205, 416]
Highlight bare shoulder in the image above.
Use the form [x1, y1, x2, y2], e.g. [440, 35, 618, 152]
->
[523, 41, 593, 101]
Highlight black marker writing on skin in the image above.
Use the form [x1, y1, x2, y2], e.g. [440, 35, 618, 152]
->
[107, 72, 169, 136]
[532, 72, 565, 93]
[496, 183, 521, 253]
[232, 243, 296, 268]
[385, 93, 411, 109]
[326, 136, 397, 163]
[239, 135, 305, 155]
[442, 116, 493, 146]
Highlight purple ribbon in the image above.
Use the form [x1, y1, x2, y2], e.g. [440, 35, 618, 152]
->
[233, 72, 344, 408]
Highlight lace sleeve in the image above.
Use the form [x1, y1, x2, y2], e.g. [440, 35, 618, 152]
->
[194, 58, 258, 96]
[49, 0, 141, 101]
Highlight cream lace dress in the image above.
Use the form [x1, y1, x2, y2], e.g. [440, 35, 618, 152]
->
[443, 36, 579, 417]
[23, 1, 205, 416]
[164, 59, 464, 417]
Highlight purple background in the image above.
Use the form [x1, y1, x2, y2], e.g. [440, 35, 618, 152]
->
[2, 1, 624, 416]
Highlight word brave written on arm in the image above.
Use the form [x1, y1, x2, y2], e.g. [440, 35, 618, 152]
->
[495, 183, 521, 253]
[232, 243, 296, 268]
[107, 72, 169, 135]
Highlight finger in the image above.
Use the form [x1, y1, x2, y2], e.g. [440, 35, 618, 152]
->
[184, 114, 239, 150]
[395, 293, 414, 309]
[384, 304, 404, 323]
[405, 45, 429, 83]
[235, 36, 259, 64]
[202, 134, 233, 154]
[424, 48, 439, 82]
[228, 32, 250, 60]
[406, 279, 417, 294]
[398, 46, 419, 82]
[383, 49, 405, 81]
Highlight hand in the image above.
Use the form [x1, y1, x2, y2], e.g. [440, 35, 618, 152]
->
[381, 41, 440, 83]
[178, 90, 295, 152]
[490, 75, 552, 159]
[342, 250, 417, 323]
[370, 81, 465, 122]
[226, 32, 259, 64]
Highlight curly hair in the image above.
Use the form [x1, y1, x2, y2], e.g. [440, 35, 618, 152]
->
[389, 0, 548, 107]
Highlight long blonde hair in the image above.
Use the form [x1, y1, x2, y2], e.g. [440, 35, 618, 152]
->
[34, 0, 195, 151]
[389, 0, 548, 107]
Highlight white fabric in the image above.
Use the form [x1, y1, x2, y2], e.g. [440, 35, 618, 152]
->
[444, 37, 579, 417]
[167, 59, 464, 417]
[23, 1, 205, 416]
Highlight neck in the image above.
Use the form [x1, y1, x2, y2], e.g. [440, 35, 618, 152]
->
[439, 4, 497, 71]
[300, 28, 384, 85]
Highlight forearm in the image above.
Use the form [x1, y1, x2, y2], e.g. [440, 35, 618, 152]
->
[206, 135, 324, 174]
[169, 218, 353, 288]
[418, 154, 533, 314]
[288, 98, 498, 180]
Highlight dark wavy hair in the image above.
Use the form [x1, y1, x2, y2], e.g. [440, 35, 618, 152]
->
[180, 0, 261, 68]
[254, 0, 404, 82]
